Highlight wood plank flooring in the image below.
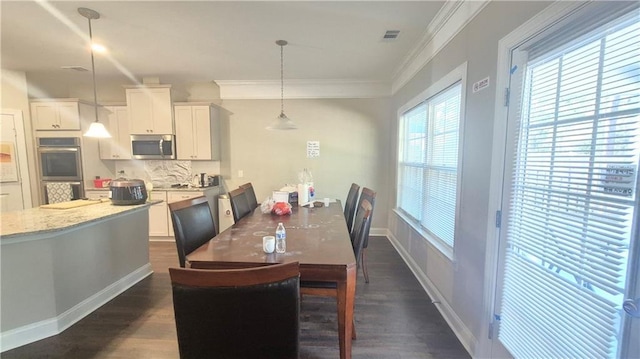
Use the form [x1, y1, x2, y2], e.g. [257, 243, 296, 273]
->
[2, 237, 470, 359]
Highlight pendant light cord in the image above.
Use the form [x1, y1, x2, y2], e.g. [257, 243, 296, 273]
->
[280, 43, 284, 115]
[88, 17, 99, 123]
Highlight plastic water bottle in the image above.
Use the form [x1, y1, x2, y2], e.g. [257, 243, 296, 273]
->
[275, 222, 286, 253]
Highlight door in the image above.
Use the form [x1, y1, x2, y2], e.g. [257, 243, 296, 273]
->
[0, 109, 32, 211]
[491, 8, 639, 358]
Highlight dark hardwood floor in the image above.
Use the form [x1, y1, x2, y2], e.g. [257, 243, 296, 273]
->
[3, 237, 470, 359]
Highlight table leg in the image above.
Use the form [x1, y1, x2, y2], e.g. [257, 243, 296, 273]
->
[337, 265, 356, 359]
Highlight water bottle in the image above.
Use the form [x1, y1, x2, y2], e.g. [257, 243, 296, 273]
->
[275, 222, 286, 253]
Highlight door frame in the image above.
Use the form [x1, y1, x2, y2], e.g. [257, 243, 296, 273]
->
[478, 1, 591, 357]
[0, 109, 32, 210]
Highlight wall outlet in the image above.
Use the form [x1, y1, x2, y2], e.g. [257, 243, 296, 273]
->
[238, 170, 244, 178]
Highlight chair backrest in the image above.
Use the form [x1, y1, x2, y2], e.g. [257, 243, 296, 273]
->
[169, 262, 300, 359]
[355, 187, 376, 248]
[351, 199, 372, 267]
[228, 187, 252, 223]
[239, 182, 259, 210]
[169, 196, 217, 268]
[343, 183, 360, 233]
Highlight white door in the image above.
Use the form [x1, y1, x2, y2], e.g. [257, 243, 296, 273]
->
[0, 109, 32, 211]
[491, 8, 640, 359]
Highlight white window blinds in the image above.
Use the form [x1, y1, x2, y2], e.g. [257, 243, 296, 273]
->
[499, 12, 640, 359]
[398, 83, 462, 248]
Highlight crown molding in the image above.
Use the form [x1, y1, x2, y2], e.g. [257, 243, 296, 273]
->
[391, 0, 490, 95]
[216, 79, 390, 100]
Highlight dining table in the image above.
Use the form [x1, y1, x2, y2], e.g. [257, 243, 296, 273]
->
[186, 201, 357, 359]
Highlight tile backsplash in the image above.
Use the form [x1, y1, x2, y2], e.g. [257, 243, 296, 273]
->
[114, 160, 220, 188]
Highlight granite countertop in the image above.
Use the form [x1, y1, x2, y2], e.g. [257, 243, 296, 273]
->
[0, 200, 162, 239]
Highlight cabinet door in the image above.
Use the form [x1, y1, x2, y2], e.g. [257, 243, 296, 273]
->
[193, 106, 212, 160]
[127, 89, 154, 134]
[174, 106, 195, 160]
[57, 102, 80, 130]
[31, 103, 59, 130]
[100, 106, 131, 159]
[150, 88, 173, 134]
[149, 190, 169, 237]
[167, 191, 204, 236]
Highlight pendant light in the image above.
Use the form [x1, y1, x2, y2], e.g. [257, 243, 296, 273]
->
[267, 40, 297, 130]
[79, 7, 111, 138]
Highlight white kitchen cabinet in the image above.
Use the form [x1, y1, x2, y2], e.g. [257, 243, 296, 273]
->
[30, 100, 81, 130]
[126, 86, 173, 134]
[85, 190, 110, 200]
[99, 106, 131, 160]
[166, 191, 205, 236]
[149, 191, 169, 237]
[174, 104, 220, 160]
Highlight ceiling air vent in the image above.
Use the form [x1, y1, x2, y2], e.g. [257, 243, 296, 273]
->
[61, 66, 89, 72]
[382, 30, 400, 40]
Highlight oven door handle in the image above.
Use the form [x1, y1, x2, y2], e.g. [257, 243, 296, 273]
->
[159, 138, 164, 157]
[38, 147, 79, 153]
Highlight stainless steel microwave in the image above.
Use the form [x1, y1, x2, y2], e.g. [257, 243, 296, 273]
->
[131, 134, 176, 160]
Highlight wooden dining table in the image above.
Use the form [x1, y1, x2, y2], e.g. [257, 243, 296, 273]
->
[186, 201, 357, 359]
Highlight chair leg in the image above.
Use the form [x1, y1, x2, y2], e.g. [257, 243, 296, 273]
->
[362, 248, 370, 283]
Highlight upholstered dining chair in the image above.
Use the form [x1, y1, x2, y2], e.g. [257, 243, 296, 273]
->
[239, 182, 259, 210]
[169, 262, 300, 359]
[168, 196, 217, 268]
[355, 187, 376, 283]
[228, 187, 252, 223]
[343, 183, 360, 233]
[299, 199, 372, 340]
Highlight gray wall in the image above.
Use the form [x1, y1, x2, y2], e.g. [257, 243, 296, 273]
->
[221, 98, 392, 229]
[389, 1, 552, 354]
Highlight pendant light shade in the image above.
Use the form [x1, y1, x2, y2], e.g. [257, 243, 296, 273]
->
[79, 7, 111, 138]
[267, 40, 297, 130]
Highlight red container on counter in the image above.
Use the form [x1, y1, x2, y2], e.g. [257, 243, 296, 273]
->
[93, 178, 111, 188]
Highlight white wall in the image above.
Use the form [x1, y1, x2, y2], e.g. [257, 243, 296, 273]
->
[1, 70, 39, 207]
[388, 1, 552, 356]
[221, 98, 391, 229]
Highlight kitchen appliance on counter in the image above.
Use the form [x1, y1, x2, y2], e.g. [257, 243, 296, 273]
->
[109, 178, 148, 205]
[37, 137, 84, 204]
[131, 134, 175, 160]
[191, 174, 220, 188]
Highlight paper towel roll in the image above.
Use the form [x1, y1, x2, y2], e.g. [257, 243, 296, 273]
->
[297, 183, 309, 206]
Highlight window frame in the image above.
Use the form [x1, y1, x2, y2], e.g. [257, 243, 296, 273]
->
[395, 62, 468, 259]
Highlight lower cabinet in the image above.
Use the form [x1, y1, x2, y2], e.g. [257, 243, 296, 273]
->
[149, 191, 169, 237]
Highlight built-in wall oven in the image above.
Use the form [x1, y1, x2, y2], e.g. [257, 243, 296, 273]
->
[37, 137, 84, 204]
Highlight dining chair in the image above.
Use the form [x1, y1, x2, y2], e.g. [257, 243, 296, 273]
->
[169, 262, 300, 359]
[168, 196, 217, 268]
[300, 199, 372, 340]
[228, 187, 252, 223]
[239, 182, 259, 210]
[355, 187, 376, 283]
[343, 183, 360, 233]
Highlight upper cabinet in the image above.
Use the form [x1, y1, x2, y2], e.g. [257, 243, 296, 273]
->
[126, 86, 173, 134]
[174, 104, 220, 161]
[99, 106, 131, 160]
[31, 100, 82, 130]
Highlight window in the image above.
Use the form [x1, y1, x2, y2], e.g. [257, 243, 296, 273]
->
[397, 65, 465, 250]
[499, 10, 639, 359]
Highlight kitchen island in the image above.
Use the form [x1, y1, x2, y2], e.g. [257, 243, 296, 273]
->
[0, 200, 160, 352]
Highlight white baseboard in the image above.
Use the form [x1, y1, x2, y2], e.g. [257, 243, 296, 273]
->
[386, 230, 477, 357]
[0, 264, 153, 353]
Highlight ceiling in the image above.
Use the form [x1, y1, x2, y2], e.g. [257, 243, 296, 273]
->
[1, 1, 445, 91]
